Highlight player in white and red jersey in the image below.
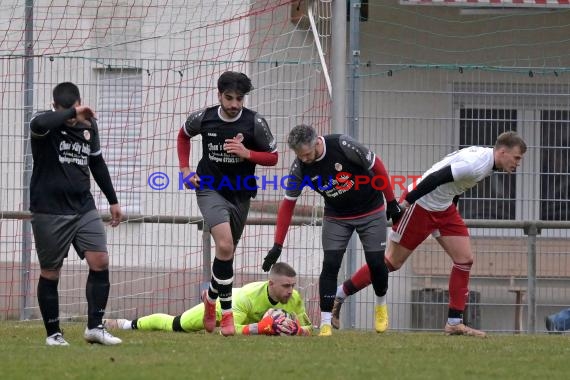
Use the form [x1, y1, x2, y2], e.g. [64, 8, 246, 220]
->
[332, 131, 527, 337]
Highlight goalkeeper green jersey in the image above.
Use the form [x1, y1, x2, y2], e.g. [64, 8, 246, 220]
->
[231, 281, 311, 334]
[176, 281, 311, 333]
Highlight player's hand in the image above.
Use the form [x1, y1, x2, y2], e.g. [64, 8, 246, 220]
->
[223, 136, 250, 159]
[257, 314, 278, 336]
[181, 167, 200, 189]
[109, 203, 122, 227]
[262, 244, 282, 272]
[74, 105, 96, 127]
[275, 317, 300, 336]
[296, 324, 311, 336]
[386, 199, 404, 225]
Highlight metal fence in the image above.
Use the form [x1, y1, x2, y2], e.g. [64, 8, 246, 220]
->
[1, 0, 570, 333]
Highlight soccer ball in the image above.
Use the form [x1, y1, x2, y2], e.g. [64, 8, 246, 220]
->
[263, 308, 293, 320]
[263, 308, 299, 336]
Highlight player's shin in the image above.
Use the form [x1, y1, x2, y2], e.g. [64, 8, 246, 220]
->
[344, 264, 373, 296]
[86, 269, 110, 329]
[319, 250, 345, 313]
[365, 250, 389, 297]
[448, 261, 472, 324]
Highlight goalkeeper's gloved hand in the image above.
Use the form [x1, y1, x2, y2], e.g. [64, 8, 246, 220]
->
[243, 314, 278, 335]
[274, 317, 300, 336]
[297, 324, 311, 336]
[386, 199, 404, 225]
[262, 244, 282, 272]
[257, 314, 279, 335]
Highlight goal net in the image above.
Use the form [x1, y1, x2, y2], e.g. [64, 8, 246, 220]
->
[0, 0, 332, 324]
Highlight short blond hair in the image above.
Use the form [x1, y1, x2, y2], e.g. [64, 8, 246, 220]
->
[495, 131, 527, 154]
[269, 262, 296, 278]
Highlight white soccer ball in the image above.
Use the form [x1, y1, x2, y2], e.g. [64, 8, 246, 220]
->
[263, 308, 298, 336]
[263, 308, 292, 320]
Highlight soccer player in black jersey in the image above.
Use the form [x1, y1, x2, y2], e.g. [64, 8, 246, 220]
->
[177, 71, 278, 336]
[29, 82, 123, 346]
[262, 124, 403, 336]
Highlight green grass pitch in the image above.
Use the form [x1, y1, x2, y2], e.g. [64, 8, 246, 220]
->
[1, 321, 569, 380]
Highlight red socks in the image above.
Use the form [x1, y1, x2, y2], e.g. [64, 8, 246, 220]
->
[342, 256, 397, 296]
[448, 261, 472, 311]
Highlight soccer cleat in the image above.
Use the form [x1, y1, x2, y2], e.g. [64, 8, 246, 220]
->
[104, 318, 131, 330]
[444, 323, 486, 338]
[318, 324, 332, 337]
[202, 290, 217, 333]
[46, 332, 69, 346]
[220, 312, 235, 337]
[374, 304, 389, 333]
[84, 325, 123, 345]
[331, 297, 344, 329]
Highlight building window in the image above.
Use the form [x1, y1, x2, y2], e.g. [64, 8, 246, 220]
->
[458, 108, 517, 220]
[540, 110, 570, 221]
[96, 69, 142, 214]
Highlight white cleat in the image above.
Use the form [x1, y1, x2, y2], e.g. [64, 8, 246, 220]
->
[84, 325, 123, 345]
[46, 332, 70, 346]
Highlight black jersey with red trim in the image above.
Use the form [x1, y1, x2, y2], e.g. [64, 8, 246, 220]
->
[183, 105, 276, 201]
[29, 110, 100, 214]
[285, 134, 384, 217]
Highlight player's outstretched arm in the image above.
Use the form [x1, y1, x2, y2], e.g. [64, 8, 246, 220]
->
[262, 198, 297, 272]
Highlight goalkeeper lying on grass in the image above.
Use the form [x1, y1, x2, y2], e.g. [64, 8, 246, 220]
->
[105, 262, 312, 336]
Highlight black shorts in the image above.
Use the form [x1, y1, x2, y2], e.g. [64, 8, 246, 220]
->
[196, 189, 250, 245]
[31, 209, 108, 270]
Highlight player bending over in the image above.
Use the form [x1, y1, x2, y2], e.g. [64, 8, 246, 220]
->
[332, 131, 526, 337]
[262, 124, 403, 337]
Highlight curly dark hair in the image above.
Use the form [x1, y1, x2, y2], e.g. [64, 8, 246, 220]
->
[217, 71, 253, 95]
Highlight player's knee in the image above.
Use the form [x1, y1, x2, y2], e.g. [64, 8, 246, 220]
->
[215, 240, 235, 257]
[387, 256, 402, 271]
[172, 316, 185, 332]
[385, 247, 407, 271]
[321, 250, 344, 278]
[40, 269, 60, 281]
[451, 254, 474, 266]
[85, 251, 109, 270]
[364, 251, 385, 270]
[453, 259, 473, 269]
